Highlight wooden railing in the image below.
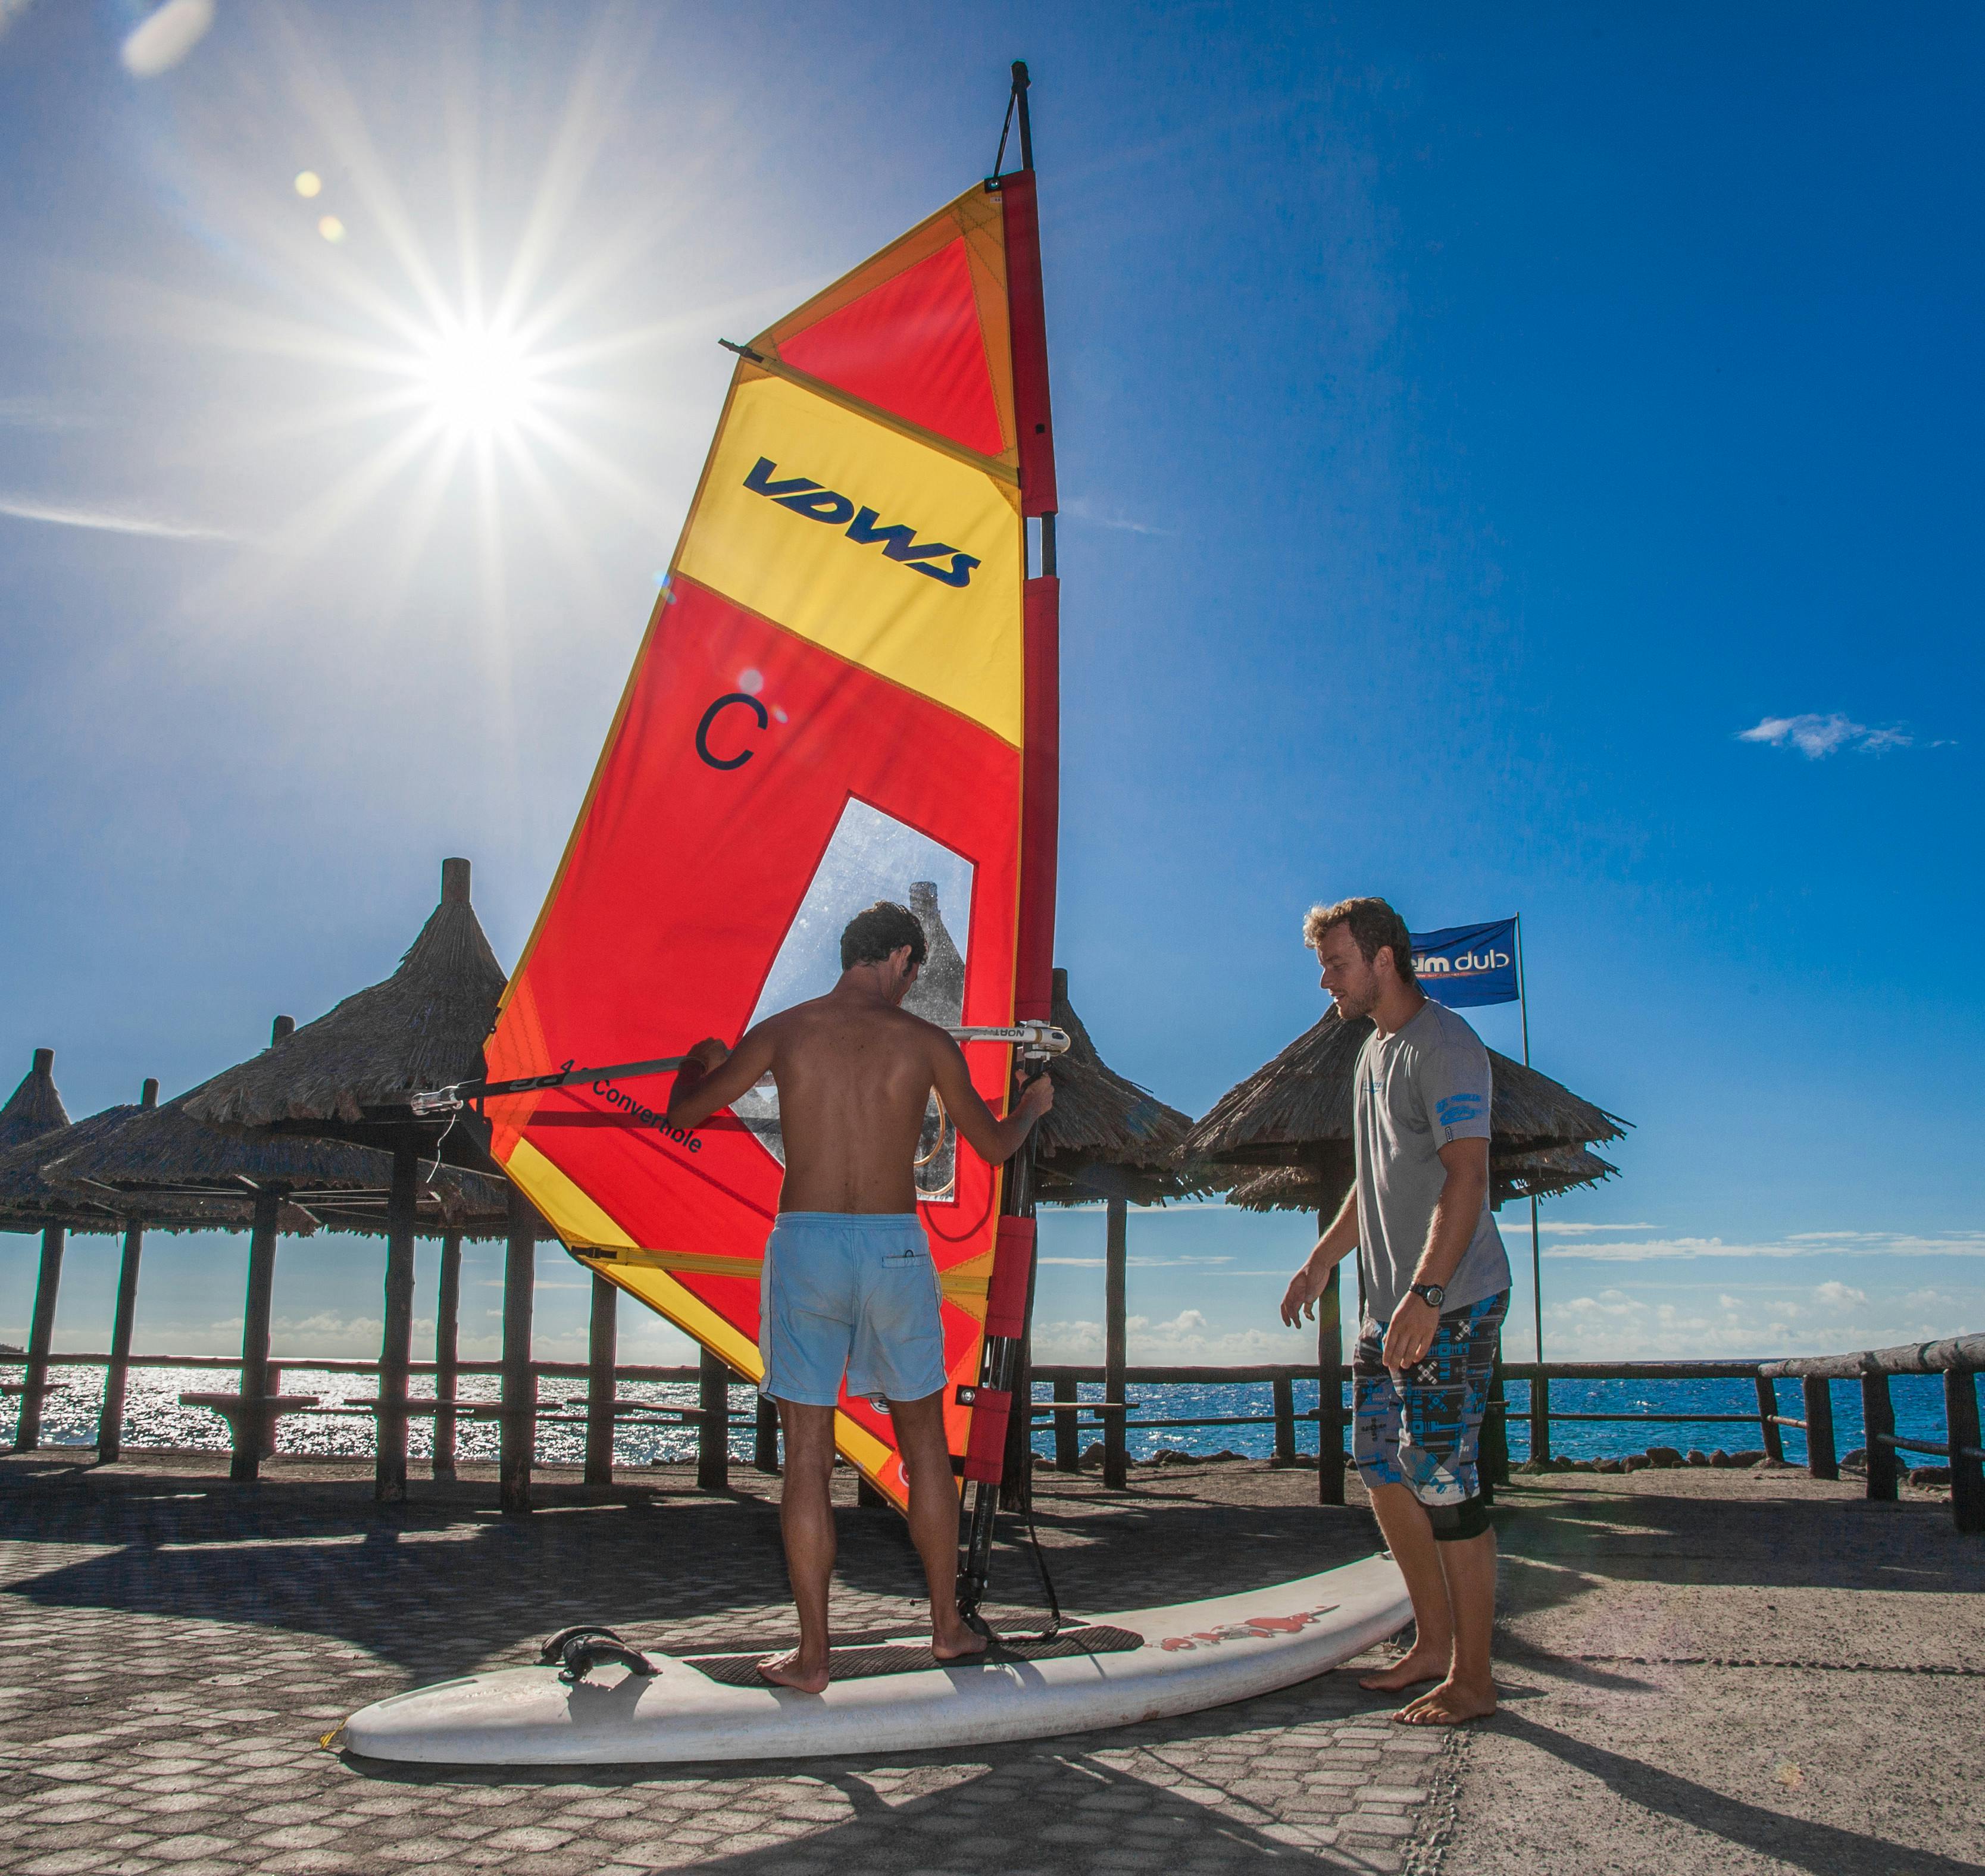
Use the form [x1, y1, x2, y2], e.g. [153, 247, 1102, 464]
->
[8, 1339, 1980, 1534]
[1759, 1333, 1984, 1534]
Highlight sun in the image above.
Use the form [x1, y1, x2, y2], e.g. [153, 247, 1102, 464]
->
[414, 321, 542, 439]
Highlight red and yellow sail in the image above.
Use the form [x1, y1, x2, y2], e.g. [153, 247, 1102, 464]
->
[482, 168, 1058, 1506]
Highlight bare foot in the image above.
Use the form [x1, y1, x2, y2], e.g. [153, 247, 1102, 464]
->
[757, 1648, 830, 1694]
[1358, 1646, 1448, 1693]
[1393, 1677, 1496, 1725]
[931, 1622, 990, 1664]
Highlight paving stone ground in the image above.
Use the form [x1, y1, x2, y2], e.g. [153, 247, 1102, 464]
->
[0, 1452, 1443, 1875]
[4, 1453, 1977, 1874]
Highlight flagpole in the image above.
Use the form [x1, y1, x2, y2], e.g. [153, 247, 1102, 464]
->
[1515, 915, 1543, 1363]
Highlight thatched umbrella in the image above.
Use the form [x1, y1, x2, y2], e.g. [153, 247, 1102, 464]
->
[1224, 1142, 1620, 1216]
[1186, 1008, 1626, 1181]
[176, 858, 524, 1504]
[3, 1048, 74, 1452]
[0, 1048, 67, 1152]
[43, 1017, 508, 1481]
[0, 1071, 330, 1458]
[1026, 967, 1211, 1492]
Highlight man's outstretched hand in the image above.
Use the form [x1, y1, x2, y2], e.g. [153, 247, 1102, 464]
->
[673, 1037, 730, 1099]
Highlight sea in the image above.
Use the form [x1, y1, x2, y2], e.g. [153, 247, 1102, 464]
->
[9, 1365, 1959, 1471]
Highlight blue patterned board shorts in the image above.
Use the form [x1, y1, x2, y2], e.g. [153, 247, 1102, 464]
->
[1353, 1290, 1509, 1508]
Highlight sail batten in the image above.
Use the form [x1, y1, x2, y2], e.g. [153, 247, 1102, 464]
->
[485, 156, 1056, 1508]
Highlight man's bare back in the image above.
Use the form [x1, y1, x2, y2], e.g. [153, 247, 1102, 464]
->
[662, 915, 1051, 1695]
[666, 944, 1050, 1209]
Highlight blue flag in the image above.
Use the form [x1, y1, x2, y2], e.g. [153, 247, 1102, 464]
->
[1410, 919, 1519, 1009]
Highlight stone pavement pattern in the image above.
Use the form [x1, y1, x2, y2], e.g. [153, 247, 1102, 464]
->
[0, 1454, 1445, 1875]
[1434, 1468, 1985, 1876]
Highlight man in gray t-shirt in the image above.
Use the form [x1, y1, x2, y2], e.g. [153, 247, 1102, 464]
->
[1354, 998, 1512, 1326]
[1281, 897, 1511, 1728]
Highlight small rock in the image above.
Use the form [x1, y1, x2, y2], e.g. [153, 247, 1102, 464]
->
[1595, 1458, 1625, 1474]
[1568, 1458, 1599, 1472]
[1709, 1450, 1738, 1468]
[1908, 1465, 1952, 1487]
[1154, 1448, 1195, 1468]
[1727, 1449, 1766, 1467]
[1686, 1450, 1711, 1467]
[1840, 1447, 1868, 1471]
[1080, 1442, 1107, 1467]
[1623, 1453, 1651, 1472]
[1646, 1446, 1684, 1469]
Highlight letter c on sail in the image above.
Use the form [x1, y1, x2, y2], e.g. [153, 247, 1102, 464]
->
[695, 692, 770, 770]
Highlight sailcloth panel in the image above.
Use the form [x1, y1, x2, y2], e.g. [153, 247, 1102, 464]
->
[483, 181, 1036, 1508]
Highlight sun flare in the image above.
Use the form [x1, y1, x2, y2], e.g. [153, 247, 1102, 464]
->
[414, 323, 541, 439]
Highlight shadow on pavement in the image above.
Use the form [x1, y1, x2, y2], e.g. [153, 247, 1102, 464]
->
[1490, 1710, 1985, 1876]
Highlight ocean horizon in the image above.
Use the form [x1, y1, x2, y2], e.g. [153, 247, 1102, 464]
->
[4, 1362, 1955, 1472]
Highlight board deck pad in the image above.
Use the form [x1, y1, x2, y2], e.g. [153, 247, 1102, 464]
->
[684, 1624, 1145, 1689]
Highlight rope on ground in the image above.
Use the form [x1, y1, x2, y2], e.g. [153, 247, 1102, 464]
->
[1401, 1724, 1468, 1876]
[1563, 1653, 1984, 1677]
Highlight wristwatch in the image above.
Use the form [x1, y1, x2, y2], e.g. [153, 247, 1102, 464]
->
[1408, 1281, 1446, 1309]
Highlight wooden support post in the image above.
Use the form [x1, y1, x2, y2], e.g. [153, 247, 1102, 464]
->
[1054, 1374, 1079, 1471]
[12, 1226, 66, 1453]
[1530, 1373, 1551, 1466]
[1104, 1195, 1128, 1490]
[1802, 1376, 1837, 1479]
[1945, 1370, 1983, 1536]
[1861, 1371, 1898, 1501]
[1316, 1232, 1346, 1506]
[1480, 1340, 1509, 1499]
[374, 1127, 419, 1504]
[698, 1346, 729, 1491]
[432, 1231, 461, 1480]
[499, 1188, 537, 1515]
[1755, 1374, 1784, 1464]
[98, 1231, 146, 1462]
[1272, 1375, 1296, 1464]
[584, 1271, 617, 1488]
[754, 1396, 780, 1474]
[232, 1187, 282, 1483]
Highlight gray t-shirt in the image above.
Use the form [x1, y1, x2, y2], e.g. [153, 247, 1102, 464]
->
[1353, 998, 1511, 1325]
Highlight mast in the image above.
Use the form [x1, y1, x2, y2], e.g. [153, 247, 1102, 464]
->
[958, 57, 1061, 1628]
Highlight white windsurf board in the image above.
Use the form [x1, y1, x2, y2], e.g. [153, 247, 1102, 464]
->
[342, 1552, 1409, 1765]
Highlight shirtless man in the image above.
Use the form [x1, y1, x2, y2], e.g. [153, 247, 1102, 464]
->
[667, 900, 1054, 1693]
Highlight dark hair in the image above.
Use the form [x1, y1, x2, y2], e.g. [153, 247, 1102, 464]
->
[1303, 896, 1417, 983]
[840, 901, 928, 971]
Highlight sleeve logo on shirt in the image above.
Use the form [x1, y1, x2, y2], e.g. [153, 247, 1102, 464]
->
[1435, 1093, 1486, 1127]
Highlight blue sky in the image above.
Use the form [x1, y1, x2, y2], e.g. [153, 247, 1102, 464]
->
[2, 1, 1981, 1372]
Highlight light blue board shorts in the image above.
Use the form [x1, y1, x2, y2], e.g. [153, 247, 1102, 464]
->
[758, 1212, 948, 1408]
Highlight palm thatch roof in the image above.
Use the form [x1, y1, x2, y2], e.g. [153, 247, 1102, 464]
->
[1224, 1142, 1618, 1218]
[0, 1049, 68, 1153]
[41, 1086, 511, 1237]
[1185, 1008, 1627, 1171]
[0, 1093, 325, 1236]
[182, 858, 507, 1128]
[1034, 968, 1213, 1206]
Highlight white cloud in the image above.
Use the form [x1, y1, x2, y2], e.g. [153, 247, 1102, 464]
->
[1814, 1280, 1868, 1309]
[1061, 495, 1172, 538]
[1534, 1220, 1659, 1234]
[1031, 1308, 1314, 1365]
[1544, 1230, 1985, 1262]
[0, 493, 238, 542]
[1737, 713, 1914, 759]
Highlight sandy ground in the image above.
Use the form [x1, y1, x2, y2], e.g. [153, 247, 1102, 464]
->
[1434, 1467, 1985, 1876]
